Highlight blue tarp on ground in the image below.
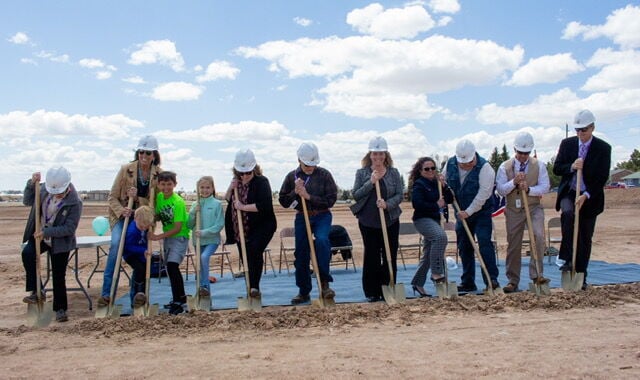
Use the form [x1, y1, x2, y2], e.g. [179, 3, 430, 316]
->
[116, 258, 640, 314]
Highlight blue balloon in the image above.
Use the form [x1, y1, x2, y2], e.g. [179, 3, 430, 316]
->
[92, 216, 110, 236]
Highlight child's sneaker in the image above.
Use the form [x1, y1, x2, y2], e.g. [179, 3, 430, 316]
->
[23, 291, 45, 304]
[199, 287, 210, 297]
[133, 292, 146, 307]
[97, 296, 110, 307]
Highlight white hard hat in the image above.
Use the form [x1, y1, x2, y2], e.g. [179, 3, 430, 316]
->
[572, 109, 595, 129]
[136, 135, 159, 151]
[234, 149, 257, 172]
[368, 136, 388, 152]
[455, 139, 476, 164]
[45, 166, 71, 195]
[513, 132, 534, 152]
[297, 142, 320, 166]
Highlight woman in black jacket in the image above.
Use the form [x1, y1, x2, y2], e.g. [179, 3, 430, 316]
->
[409, 157, 452, 297]
[224, 149, 277, 297]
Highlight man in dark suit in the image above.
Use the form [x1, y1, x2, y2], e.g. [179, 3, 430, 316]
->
[553, 110, 611, 289]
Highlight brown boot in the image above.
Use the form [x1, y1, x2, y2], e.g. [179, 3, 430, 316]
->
[321, 281, 335, 299]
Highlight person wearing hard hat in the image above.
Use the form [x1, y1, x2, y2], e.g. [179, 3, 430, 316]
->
[496, 132, 550, 293]
[350, 136, 404, 302]
[279, 142, 338, 304]
[444, 139, 500, 293]
[553, 110, 611, 290]
[224, 149, 277, 298]
[98, 135, 162, 307]
[21, 166, 83, 322]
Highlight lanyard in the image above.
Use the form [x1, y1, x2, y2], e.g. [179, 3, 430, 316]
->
[44, 195, 64, 226]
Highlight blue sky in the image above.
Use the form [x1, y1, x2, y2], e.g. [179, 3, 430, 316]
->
[1, 0, 639, 192]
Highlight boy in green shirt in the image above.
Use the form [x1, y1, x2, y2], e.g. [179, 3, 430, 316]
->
[151, 171, 190, 315]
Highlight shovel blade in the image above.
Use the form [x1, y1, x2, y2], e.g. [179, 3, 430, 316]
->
[561, 271, 584, 291]
[237, 296, 261, 312]
[94, 304, 109, 319]
[483, 285, 504, 296]
[528, 282, 551, 296]
[27, 302, 53, 327]
[146, 304, 159, 316]
[133, 304, 145, 317]
[382, 283, 406, 305]
[199, 295, 212, 311]
[436, 282, 458, 299]
[186, 295, 197, 311]
[108, 304, 122, 318]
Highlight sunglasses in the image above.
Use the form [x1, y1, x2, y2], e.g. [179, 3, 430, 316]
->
[239, 171, 253, 176]
[422, 167, 437, 172]
[138, 150, 153, 156]
[574, 127, 590, 133]
[515, 150, 530, 156]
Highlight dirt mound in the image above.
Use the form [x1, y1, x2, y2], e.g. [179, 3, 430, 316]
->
[4, 283, 638, 340]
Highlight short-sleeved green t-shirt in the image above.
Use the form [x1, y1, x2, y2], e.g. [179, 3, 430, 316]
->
[155, 192, 190, 238]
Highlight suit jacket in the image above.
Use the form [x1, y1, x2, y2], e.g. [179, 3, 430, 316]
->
[553, 135, 611, 218]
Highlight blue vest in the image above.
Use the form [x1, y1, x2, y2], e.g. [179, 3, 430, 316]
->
[446, 154, 492, 215]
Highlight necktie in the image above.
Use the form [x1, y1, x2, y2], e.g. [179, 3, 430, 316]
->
[579, 143, 588, 160]
[519, 162, 526, 173]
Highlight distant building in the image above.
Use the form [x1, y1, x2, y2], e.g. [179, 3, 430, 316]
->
[621, 172, 640, 187]
[610, 168, 633, 184]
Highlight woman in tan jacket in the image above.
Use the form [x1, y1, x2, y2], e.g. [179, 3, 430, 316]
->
[97, 135, 162, 306]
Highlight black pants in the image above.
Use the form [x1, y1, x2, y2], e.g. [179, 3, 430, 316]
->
[359, 221, 399, 298]
[166, 262, 186, 304]
[124, 256, 146, 293]
[559, 192, 598, 280]
[236, 233, 270, 290]
[21, 238, 69, 312]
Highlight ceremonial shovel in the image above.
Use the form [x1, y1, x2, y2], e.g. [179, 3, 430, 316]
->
[435, 180, 457, 299]
[300, 197, 334, 308]
[26, 179, 53, 327]
[95, 198, 133, 318]
[450, 190, 503, 296]
[561, 169, 585, 291]
[521, 194, 551, 296]
[235, 188, 262, 312]
[375, 181, 406, 304]
[186, 190, 212, 312]
[134, 188, 159, 316]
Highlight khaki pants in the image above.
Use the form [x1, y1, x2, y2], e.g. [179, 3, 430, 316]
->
[504, 204, 546, 287]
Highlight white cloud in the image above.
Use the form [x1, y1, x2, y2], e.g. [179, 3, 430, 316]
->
[562, 4, 640, 49]
[428, 0, 461, 14]
[195, 60, 240, 83]
[128, 39, 186, 72]
[294, 17, 312, 27]
[346, 3, 435, 39]
[0, 110, 144, 140]
[151, 82, 203, 101]
[8, 32, 30, 44]
[477, 87, 640, 127]
[78, 58, 105, 69]
[238, 35, 522, 119]
[20, 58, 37, 65]
[155, 120, 288, 142]
[506, 53, 584, 86]
[122, 76, 146, 84]
[95, 71, 112, 80]
[582, 49, 640, 91]
[35, 50, 69, 63]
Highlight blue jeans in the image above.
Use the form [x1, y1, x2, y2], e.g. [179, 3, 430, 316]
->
[456, 212, 499, 287]
[200, 243, 219, 289]
[101, 219, 124, 298]
[294, 211, 333, 296]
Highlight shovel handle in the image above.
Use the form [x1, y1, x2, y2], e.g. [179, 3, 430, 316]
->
[233, 187, 252, 297]
[571, 169, 582, 277]
[194, 189, 202, 292]
[108, 197, 135, 308]
[144, 187, 155, 313]
[375, 181, 395, 286]
[521, 194, 543, 279]
[300, 197, 325, 307]
[449, 188, 494, 295]
[34, 179, 43, 301]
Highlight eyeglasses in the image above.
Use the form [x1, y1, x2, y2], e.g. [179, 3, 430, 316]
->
[422, 167, 437, 172]
[574, 127, 590, 133]
[239, 171, 253, 176]
[138, 150, 153, 156]
[515, 150, 530, 156]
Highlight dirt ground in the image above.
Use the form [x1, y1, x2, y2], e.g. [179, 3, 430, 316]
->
[1, 188, 639, 379]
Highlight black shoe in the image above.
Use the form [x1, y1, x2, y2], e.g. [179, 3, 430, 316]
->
[581, 282, 589, 291]
[559, 262, 572, 272]
[55, 309, 68, 323]
[491, 281, 500, 290]
[164, 301, 178, 309]
[457, 283, 478, 293]
[412, 285, 429, 298]
[168, 303, 186, 315]
[291, 294, 310, 305]
[366, 296, 382, 302]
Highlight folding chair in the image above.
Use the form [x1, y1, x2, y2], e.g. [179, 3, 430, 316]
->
[397, 222, 422, 270]
[546, 216, 562, 263]
[279, 227, 295, 274]
[329, 224, 357, 272]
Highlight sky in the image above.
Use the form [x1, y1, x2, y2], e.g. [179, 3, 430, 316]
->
[1, 0, 639, 192]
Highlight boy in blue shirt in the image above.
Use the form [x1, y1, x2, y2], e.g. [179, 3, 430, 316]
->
[123, 205, 155, 307]
[151, 171, 190, 315]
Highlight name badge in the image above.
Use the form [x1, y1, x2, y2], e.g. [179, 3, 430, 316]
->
[515, 198, 522, 209]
